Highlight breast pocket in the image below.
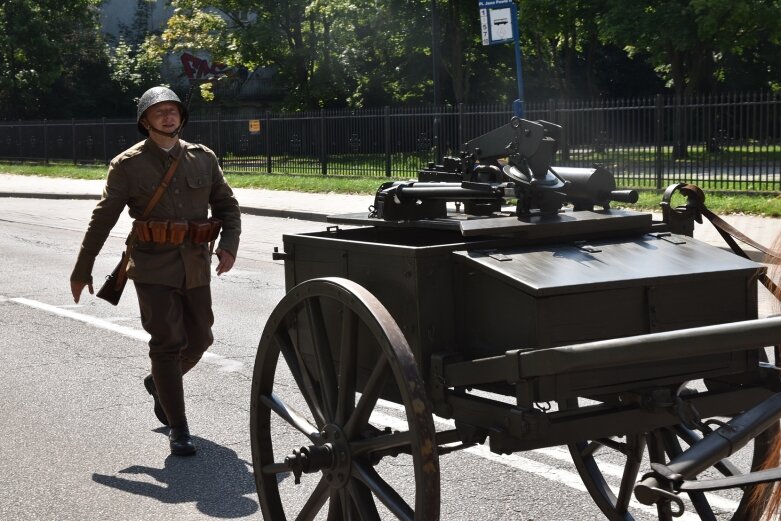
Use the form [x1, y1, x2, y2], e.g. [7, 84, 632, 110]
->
[185, 171, 213, 210]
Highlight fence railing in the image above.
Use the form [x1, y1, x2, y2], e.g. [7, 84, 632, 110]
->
[2, 92, 780, 192]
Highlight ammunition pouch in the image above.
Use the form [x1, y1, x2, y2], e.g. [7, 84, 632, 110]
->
[133, 218, 221, 246]
[189, 218, 222, 244]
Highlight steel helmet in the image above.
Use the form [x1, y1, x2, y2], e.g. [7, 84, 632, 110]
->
[136, 86, 188, 136]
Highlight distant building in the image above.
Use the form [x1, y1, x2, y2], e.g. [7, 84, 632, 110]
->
[99, 0, 281, 103]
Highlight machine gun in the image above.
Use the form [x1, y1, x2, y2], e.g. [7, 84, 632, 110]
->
[372, 116, 638, 220]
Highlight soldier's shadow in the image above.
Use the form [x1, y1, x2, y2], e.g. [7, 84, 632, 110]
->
[92, 430, 258, 518]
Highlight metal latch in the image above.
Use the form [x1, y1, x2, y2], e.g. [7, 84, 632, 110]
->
[272, 246, 289, 261]
[475, 249, 512, 261]
[574, 241, 601, 253]
[647, 232, 687, 245]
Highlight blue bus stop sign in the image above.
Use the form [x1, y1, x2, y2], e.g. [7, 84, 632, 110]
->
[478, 0, 525, 117]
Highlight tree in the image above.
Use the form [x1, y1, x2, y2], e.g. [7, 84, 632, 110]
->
[0, 0, 117, 118]
[147, 0, 441, 109]
[146, 0, 342, 109]
[599, 0, 781, 97]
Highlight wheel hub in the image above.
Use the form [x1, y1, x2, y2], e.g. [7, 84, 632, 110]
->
[284, 424, 352, 489]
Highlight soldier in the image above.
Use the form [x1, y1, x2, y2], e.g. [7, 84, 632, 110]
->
[69, 86, 241, 456]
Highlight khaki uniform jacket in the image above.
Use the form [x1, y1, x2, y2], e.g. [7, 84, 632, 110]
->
[71, 138, 241, 289]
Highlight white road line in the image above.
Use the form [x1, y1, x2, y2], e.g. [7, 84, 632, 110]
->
[7, 297, 243, 372]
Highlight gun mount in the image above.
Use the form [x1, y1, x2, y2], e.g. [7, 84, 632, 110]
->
[371, 116, 638, 221]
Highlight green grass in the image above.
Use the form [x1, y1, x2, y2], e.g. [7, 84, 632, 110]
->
[2, 161, 780, 217]
[0, 162, 109, 180]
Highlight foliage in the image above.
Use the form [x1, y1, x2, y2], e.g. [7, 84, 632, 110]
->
[599, 0, 781, 95]
[4, 0, 781, 115]
[0, 0, 121, 118]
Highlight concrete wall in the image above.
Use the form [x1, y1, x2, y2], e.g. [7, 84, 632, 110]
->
[100, 0, 173, 44]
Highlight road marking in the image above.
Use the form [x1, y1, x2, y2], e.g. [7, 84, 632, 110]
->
[7, 297, 243, 372]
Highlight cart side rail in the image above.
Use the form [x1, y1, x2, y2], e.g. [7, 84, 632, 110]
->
[442, 316, 781, 390]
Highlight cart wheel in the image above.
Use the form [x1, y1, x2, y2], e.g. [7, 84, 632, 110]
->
[562, 397, 778, 521]
[251, 277, 439, 521]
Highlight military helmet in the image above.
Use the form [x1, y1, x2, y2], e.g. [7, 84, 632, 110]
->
[136, 86, 188, 136]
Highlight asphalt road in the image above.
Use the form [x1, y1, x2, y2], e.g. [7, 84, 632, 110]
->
[0, 197, 769, 521]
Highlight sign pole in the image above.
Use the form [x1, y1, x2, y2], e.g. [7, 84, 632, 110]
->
[478, 1, 525, 118]
[511, 3, 524, 117]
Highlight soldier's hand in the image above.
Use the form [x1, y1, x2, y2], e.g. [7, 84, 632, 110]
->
[215, 249, 235, 275]
[70, 281, 93, 303]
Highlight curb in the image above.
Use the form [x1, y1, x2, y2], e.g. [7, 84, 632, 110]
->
[0, 190, 331, 222]
[239, 205, 330, 223]
[0, 192, 101, 201]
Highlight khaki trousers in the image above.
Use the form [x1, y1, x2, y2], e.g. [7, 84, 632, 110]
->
[135, 282, 214, 427]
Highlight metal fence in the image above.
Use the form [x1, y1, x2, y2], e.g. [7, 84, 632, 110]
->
[2, 91, 780, 191]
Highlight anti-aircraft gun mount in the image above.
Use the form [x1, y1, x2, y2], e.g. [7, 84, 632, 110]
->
[368, 116, 638, 223]
[251, 117, 781, 521]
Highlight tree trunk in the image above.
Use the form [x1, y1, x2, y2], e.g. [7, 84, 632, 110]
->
[667, 44, 689, 159]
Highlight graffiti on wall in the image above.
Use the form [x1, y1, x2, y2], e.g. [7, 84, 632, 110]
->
[172, 52, 279, 100]
[181, 52, 237, 81]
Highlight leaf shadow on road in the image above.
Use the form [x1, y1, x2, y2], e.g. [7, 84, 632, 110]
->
[92, 430, 258, 518]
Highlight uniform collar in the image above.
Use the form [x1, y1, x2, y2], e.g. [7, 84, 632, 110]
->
[144, 137, 182, 161]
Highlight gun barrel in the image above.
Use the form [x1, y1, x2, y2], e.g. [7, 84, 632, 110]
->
[392, 184, 504, 201]
[609, 190, 639, 204]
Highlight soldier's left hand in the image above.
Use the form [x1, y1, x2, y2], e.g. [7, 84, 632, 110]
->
[215, 248, 235, 275]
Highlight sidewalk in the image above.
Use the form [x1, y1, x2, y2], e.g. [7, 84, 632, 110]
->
[0, 173, 372, 222]
[0, 172, 778, 254]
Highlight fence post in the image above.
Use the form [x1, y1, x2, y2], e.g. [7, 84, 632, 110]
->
[433, 106, 440, 164]
[384, 106, 391, 177]
[558, 100, 570, 161]
[265, 110, 271, 173]
[320, 109, 327, 176]
[72, 118, 77, 165]
[458, 103, 464, 150]
[655, 94, 663, 189]
[102, 117, 108, 165]
[17, 120, 22, 159]
[43, 119, 48, 164]
[548, 98, 556, 123]
[216, 111, 223, 167]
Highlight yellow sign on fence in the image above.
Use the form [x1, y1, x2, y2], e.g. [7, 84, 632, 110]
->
[248, 119, 261, 134]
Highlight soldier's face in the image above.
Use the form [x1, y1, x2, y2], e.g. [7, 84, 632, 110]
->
[143, 102, 181, 133]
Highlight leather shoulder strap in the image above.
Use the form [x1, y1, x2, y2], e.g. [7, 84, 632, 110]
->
[141, 143, 186, 219]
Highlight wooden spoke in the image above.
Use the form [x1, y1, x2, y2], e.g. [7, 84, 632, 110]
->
[336, 306, 358, 426]
[295, 476, 330, 521]
[353, 461, 414, 521]
[276, 329, 326, 428]
[259, 392, 319, 441]
[305, 297, 339, 422]
[347, 480, 381, 521]
[344, 357, 389, 440]
[615, 435, 645, 515]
